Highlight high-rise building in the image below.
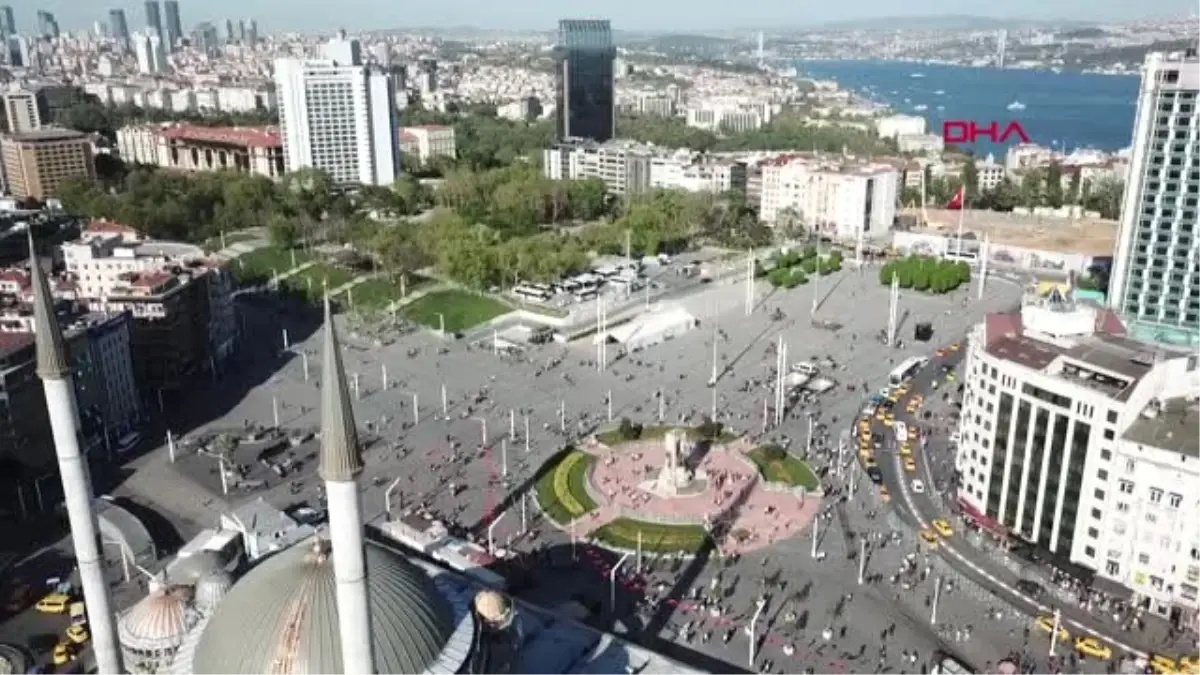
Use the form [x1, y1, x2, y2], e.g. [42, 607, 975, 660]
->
[143, 0, 162, 40]
[244, 18, 258, 45]
[224, 18, 234, 43]
[0, 128, 96, 201]
[1109, 50, 1200, 348]
[2, 89, 44, 133]
[274, 37, 400, 186]
[0, 6, 14, 38]
[163, 0, 182, 51]
[236, 19, 245, 44]
[554, 19, 616, 143]
[133, 31, 167, 74]
[194, 21, 219, 57]
[109, 9, 130, 45]
[35, 10, 58, 40]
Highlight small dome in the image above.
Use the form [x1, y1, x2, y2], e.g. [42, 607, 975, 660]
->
[473, 591, 513, 626]
[192, 539, 456, 674]
[194, 572, 233, 612]
[118, 587, 195, 653]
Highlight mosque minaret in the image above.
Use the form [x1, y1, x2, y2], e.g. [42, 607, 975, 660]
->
[29, 235, 124, 674]
[318, 294, 376, 673]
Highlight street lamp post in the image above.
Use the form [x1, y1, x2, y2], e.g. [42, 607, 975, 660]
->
[858, 539, 867, 585]
[509, 409, 515, 440]
[930, 576, 942, 625]
[811, 518, 819, 559]
[384, 477, 403, 518]
[410, 393, 419, 425]
[301, 351, 310, 381]
[524, 415, 530, 453]
[441, 383, 448, 417]
[272, 395, 280, 428]
[1048, 607, 1062, 657]
[607, 390, 613, 422]
[436, 313, 446, 335]
[500, 439, 508, 477]
[610, 552, 631, 615]
[487, 510, 508, 556]
[166, 430, 176, 463]
[749, 597, 767, 667]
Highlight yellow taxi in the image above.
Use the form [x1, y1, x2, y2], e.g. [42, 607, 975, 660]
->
[935, 348, 948, 357]
[894, 385, 910, 396]
[35, 592, 71, 614]
[879, 486, 891, 503]
[1177, 655, 1199, 674]
[882, 414, 895, 428]
[66, 623, 90, 644]
[946, 371, 957, 382]
[864, 458, 879, 471]
[932, 519, 954, 538]
[875, 408, 887, 421]
[919, 529, 939, 548]
[903, 457, 917, 473]
[1035, 615, 1069, 643]
[899, 443, 913, 457]
[1074, 637, 1112, 661]
[1148, 655, 1178, 675]
[858, 420, 871, 434]
[53, 641, 76, 666]
[948, 343, 961, 352]
[859, 448, 873, 463]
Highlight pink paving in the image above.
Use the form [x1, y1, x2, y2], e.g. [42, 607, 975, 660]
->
[580, 436, 822, 555]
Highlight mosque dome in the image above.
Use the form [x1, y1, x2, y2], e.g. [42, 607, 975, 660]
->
[473, 591, 514, 628]
[118, 586, 196, 654]
[194, 571, 234, 613]
[191, 539, 457, 674]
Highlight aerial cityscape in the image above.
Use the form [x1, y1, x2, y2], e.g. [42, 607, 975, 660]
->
[0, 1, 1196, 674]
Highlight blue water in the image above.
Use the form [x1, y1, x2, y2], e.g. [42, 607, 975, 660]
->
[797, 61, 1139, 156]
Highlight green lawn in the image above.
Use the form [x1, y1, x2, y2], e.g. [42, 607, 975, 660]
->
[401, 290, 510, 333]
[349, 275, 433, 311]
[534, 449, 597, 525]
[746, 445, 820, 490]
[592, 518, 711, 554]
[596, 425, 740, 447]
[232, 246, 312, 284]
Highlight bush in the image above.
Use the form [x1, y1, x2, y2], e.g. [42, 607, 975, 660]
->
[695, 417, 724, 440]
[759, 444, 787, 461]
[618, 417, 643, 441]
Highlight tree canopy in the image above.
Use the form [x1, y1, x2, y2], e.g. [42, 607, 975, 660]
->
[56, 100, 278, 140]
[616, 112, 899, 156]
[879, 256, 970, 294]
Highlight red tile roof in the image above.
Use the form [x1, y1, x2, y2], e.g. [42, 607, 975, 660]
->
[0, 331, 34, 357]
[0, 270, 29, 286]
[86, 219, 140, 235]
[158, 125, 282, 149]
[130, 270, 175, 289]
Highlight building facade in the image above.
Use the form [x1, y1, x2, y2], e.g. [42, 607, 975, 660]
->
[957, 291, 1199, 627]
[1109, 51, 1200, 348]
[162, 0, 182, 51]
[274, 38, 400, 186]
[117, 124, 284, 178]
[143, 0, 162, 40]
[398, 126, 455, 165]
[554, 19, 616, 143]
[544, 139, 651, 196]
[0, 128, 95, 201]
[759, 155, 899, 240]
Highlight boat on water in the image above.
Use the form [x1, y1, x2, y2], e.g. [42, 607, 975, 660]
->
[913, 104, 928, 111]
[934, 89, 945, 95]
[936, 105, 945, 111]
[910, 72, 925, 78]
[1007, 99, 1026, 111]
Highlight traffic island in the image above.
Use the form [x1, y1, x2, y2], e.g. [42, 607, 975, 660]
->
[746, 444, 820, 490]
[533, 448, 597, 525]
[591, 517, 711, 554]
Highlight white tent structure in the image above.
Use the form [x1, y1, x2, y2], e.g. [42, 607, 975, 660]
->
[594, 306, 698, 352]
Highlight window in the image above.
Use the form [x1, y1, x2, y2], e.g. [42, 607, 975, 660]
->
[1146, 512, 1158, 524]
[1087, 527, 1100, 538]
[1107, 410, 1118, 424]
[1095, 488, 1106, 501]
[1169, 493, 1182, 508]
[1106, 560, 1120, 575]
[1139, 553, 1151, 564]
[1150, 488, 1163, 503]
[1119, 480, 1135, 494]
[1084, 546, 1096, 558]
[1098, 468, 1109, 480]
[1104, 429, 1115, 440]
[1100, 448, 1112, 460]
[1125, 460, 1136, 473]
[1117, 501, 1130, 513]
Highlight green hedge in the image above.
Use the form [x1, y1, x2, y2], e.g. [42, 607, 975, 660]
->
[746, 445, 820, 489]
[534, 449, 597, 524]
[592, 517, 711, 553]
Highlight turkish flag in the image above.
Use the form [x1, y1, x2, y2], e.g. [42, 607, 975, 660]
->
[946, 186, 964, 210]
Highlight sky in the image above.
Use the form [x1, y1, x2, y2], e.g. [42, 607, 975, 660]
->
[26, 0, 1198, 34]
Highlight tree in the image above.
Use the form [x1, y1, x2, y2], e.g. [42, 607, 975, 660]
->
[266, 213, 300, 249]
[961, 158, 979, 199]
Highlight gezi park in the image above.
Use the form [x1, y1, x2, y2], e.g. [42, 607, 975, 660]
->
[536, 421, 821, 556]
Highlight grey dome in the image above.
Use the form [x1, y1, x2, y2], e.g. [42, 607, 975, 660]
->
[194, 571, 233, 612]
[191, 539, 455, 674]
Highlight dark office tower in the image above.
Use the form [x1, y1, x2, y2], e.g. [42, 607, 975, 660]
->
[0, 6, 14, 38]
[109, 9, 130, 44]
[224, 19, 234, 42]
[144, 1, 162, 39]
[245, 19, 257, 45]
[163, 0, 182, 50]
[236, 19, 245, 43]
[35, 10, 58, 39]
[554, 19, 616, 142]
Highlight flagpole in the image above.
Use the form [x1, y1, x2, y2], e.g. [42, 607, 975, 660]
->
[955, 187, 966, 257]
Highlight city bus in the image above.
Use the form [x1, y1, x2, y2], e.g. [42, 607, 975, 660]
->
[888, 356, 929, 387]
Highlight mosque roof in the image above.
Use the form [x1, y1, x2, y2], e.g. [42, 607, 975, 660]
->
[191, 539, 457, 674]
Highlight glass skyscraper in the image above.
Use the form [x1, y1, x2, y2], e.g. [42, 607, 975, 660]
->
[1109, 50, 1200, 348]
[144, 1, 162, 40]
[554, 19, 616, 143]
[163, 0, 182, 51]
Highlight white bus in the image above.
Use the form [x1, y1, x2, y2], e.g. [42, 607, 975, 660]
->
[888, 356, 928, 386]
[513, 285, 552, 302]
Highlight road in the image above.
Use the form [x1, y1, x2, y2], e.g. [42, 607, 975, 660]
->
[867, 344, 1196, 671]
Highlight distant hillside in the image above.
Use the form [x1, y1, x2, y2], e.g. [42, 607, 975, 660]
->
[813, 15, 1088, 32]
[1065, 38, 1197, 67]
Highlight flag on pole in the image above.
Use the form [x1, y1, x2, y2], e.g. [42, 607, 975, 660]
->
[946, 186, 965, 210]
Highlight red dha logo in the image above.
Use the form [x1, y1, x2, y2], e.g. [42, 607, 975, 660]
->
[942, 121, 1030, 144]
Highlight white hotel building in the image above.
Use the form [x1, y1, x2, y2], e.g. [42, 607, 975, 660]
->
[758, 155, 899, 241]
[956, 289, 1200, 626]
[273, 36, 400, 186]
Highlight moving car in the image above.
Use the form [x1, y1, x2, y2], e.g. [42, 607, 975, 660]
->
[1149, 655, 1179, 675]
[932, 519, 954, 537]
[879, 486, 891, 503]
[1074, 637, 1112, 660]
[911, 479, 925, 493]
[899, 443, 913, 457]
[53, 642, 76, 666]
[65, 623, 90, 645]
[35, 593, 71, 614]
[1035, 615, 1069, 643]
[903, 457, 917, 473]
[1015, 579, 1045, 599]
[919, 529, 939, 548]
